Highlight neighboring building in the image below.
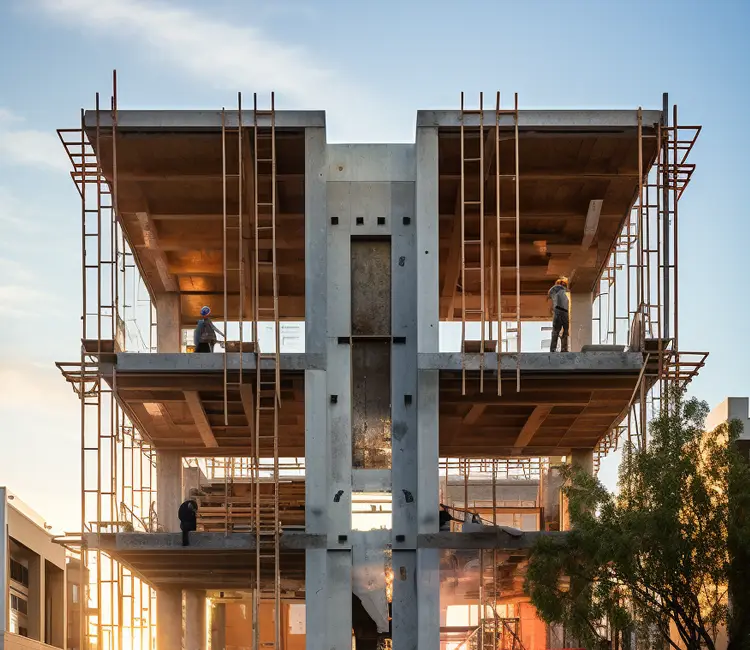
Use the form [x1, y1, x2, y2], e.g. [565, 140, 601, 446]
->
[706, 397, 750, 445]
[0, 487, 66, 650]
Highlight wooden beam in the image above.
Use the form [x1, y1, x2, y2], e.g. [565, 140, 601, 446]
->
[135, 211, 179, 292]
[239, 384, 255, 437]
[513, 405, 553, 450]
[463, 404, 487, 425]
[184, 391, 219, 448]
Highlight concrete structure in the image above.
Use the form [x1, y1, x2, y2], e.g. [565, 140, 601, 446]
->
[0, 488, 66, 650]
[55, 94, 704, 650]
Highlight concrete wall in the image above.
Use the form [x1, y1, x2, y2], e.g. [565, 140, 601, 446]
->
[706, 397, 750, 441]
[3, 634, 63, 650]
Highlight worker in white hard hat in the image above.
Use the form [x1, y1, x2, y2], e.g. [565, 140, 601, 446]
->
[193, 306, 224, 353]
[548, 277, 570, 352]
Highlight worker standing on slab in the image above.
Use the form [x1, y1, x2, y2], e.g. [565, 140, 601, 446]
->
[194, 306, 224, 353]
[548, 277, 570, 352]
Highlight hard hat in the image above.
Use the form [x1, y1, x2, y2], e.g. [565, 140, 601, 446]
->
[556, 276, 569, 288]
[200, 306, 211, 317]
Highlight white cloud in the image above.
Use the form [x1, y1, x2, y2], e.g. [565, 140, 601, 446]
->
[36, 0, 399, 142]
[0, 186, 42, 232]
[0, 108, 70, 172]
[0, 258, 62, 317]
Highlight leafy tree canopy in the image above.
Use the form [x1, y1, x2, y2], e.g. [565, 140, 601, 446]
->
[525, 389, 750, 650]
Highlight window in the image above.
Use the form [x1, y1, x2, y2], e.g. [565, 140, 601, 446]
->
[11, 593, 29, 615]
[10, 559, 29, 587]
[72, 584, 79, 604]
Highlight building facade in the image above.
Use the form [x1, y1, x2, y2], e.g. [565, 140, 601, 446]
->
[0, 488, 67, 650]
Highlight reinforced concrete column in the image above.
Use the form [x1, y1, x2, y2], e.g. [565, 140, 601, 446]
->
[415, 125, 441, 650]
[391, 177, 418, 650]
[185, 590, 206, 650]
[156, 451, 182, 533]
[155, 293, 181, 353]
[303, 126, 352, 650]
[570, 448, 594, 476]
[156, 587, 182, 650]
[570, 291, 593, 352]
[209, 601, 226, 650]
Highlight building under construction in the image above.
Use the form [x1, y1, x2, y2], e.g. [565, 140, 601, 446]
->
[56, 77, 706, 650]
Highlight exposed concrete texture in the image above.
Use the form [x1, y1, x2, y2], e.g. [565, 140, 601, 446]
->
[85, 531, 325, 551]
[85, 109, 326, 131]
[415, 125, 441, 650]
[570, 292, 594, 352]
[418, 351, 643, 371]
[155, 294, 181, 353]
[351, 531, 390, 634]
[571, 449, 594, 476]
[327, 144, 415, 183]
[156, 587, 182, 650]
[110, 352, 323, 372]
[417, 530, 566, 549]
[416, 109, 662, 129]
[210, 601, 226, 650]
[184, 590, 206, 650]
[156, 452, 182, 533]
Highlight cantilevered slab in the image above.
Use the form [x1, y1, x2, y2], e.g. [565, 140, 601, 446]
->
[436, 352, 643, 456]
[85, 109, 326, 131]
[85, 532, 322, 591]
[101, 355, 306, 456]
[419, 109, 662, 129]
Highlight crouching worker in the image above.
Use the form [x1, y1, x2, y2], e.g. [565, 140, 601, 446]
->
[548, 276, 570, 352]
[178, 498, 198, 546]
[194, 306, 224, 353]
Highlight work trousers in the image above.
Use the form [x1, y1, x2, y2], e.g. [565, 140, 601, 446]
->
[195, 342, 214, 353]
[550, 307, 569, 352]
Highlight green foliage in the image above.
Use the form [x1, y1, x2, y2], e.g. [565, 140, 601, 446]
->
[525, 388, 750, 650]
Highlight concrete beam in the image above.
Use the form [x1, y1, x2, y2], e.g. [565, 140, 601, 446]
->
[417, 530, 567, 549]
[418, 351, 643, 372]
[84, 531, 326, 551]
[110, 352, 322, 373]
[417, 109, 663, 130]
[183, 391, 219, 448]
[84, 109, 326, 131]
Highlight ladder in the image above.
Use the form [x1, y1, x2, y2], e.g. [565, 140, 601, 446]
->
[494, 93, 521, 395]
[221, 96, 245, 427]
[252, 92, 282, 650]
[459, 92, 487, 394]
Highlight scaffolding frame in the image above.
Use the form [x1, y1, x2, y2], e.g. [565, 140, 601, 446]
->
[56, 74, 286, 650]
[57, 73, 158, 650]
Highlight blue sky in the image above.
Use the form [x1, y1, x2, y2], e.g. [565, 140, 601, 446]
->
[0, 0, 748, 530]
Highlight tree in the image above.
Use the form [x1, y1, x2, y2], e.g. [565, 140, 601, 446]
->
[524, 389, 750, 650]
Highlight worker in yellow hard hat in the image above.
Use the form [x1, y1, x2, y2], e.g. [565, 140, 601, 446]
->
[548, 277, 569, 352]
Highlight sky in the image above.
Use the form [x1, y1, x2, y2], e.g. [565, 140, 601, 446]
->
[0, 0, 748, 532]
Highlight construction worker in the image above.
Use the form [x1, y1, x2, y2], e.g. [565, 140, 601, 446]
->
[439, 504, 457, 531]
[548, 277, 570, 352]
[193, 306, 224, 353]
[178, 497, 198, 546]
